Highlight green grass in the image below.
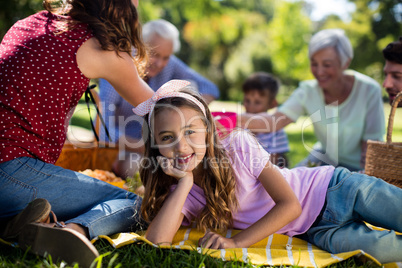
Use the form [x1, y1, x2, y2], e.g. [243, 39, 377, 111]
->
[0, 239, 375, 268]
[95, 240, 260, 267]
[69, 101, 98, 130]
[1, 101, 399, 267]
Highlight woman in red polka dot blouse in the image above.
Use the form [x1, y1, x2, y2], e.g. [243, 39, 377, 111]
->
[0, 0, 154, 262]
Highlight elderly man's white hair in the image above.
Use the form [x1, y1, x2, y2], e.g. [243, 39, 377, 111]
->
[142, 19, 181, 53]
[308, 29, 354, 68]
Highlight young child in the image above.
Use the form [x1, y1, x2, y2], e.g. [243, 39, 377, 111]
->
[134, 80, 402, 264]
[242, 72, 290, 167]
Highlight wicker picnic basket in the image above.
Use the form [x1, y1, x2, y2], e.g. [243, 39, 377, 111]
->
[55, 86, 118, 172]
[365, 92, 402, 187]
[55, 141, 118, 172]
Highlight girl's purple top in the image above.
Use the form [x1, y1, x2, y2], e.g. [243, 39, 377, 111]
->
[179, 130, 334, 236]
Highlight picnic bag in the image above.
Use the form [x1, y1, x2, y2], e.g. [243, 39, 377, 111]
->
[55, 85, 118, 172]
[365, 92, 402, 187]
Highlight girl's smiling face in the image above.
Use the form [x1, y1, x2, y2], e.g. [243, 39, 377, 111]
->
[153, 106, 207, 173]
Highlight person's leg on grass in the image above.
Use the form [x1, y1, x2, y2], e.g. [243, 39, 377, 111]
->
[308, 220, 402, 263]
[304, 167, 402, 263]
[0, 198, 51, 240]
[0, 157, 144, 239]
[0, 193, 99, 267]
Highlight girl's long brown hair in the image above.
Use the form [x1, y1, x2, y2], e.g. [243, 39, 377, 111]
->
[140, 88, 238, 231]
[43, 0, 147, 76]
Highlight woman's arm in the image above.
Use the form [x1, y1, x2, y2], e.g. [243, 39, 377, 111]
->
[76, 37, 154, 106]
[238, 111, 293, 133]
[199, 161, 301, 249]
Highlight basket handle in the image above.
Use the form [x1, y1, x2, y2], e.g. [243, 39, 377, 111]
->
[84, 85, 112, 143]
[386, 92, 402, 143]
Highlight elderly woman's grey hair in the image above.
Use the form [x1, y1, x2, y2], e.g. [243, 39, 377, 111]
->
[142, 19, 181, 53]
[308, 29, 354, 68]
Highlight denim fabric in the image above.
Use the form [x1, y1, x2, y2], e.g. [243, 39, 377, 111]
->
[0, 157, 145, 239]
[302, 167, 402, 263]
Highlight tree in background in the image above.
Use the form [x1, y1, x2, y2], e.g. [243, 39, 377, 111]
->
[139, 0, 278, 100]
[317, 0, 401, 98]
[2, 0, 401, 101]
[184, 9, 274, 100]
[266, 1, 312, 87]
[139, 0, 401, 101]
[0, 0, 42, 38]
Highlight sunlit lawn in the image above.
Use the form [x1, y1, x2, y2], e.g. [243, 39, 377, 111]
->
[1, 101, 400, 267]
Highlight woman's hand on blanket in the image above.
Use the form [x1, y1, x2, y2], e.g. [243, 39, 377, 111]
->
[198, 231, 237, 249]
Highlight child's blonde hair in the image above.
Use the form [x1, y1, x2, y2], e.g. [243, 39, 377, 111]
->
[140, 87, 238, 231]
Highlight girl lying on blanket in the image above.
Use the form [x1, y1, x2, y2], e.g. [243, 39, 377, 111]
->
[133, 80, 402, 264]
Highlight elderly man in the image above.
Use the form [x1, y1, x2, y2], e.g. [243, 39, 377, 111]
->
[98, 19, 219, 178]
[383, 37, 402, 107]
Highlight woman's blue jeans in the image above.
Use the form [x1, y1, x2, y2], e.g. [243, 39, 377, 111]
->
[0, 157, 145, 239]
[301, 167, 402, 263]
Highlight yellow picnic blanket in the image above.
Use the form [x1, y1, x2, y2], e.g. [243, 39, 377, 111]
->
[1, 225, 398, 267]
[93, 227, 399, 268]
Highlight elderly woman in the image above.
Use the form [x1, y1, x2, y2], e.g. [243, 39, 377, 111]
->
[240, 29, 385, 171]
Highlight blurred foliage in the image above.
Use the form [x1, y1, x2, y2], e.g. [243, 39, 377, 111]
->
[267, 1, 312, 84]
[138, 0, 401, 101]
[0, 0, 42, 38]
[1, 0, 401, 101]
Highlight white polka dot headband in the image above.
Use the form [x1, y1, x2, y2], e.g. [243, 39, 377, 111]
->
[132, 80, 207, 127]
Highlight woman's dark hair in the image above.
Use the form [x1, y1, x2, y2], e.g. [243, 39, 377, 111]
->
[43, 0, 147, 76]
[383, 37, 402, 65]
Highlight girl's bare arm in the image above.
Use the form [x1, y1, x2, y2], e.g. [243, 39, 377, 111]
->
[199, 161, 301, 249]
[144, 177, 192, 245]
[144, 156, 193, 245]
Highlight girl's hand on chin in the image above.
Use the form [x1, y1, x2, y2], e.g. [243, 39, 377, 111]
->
[157, 156, 191, 180]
